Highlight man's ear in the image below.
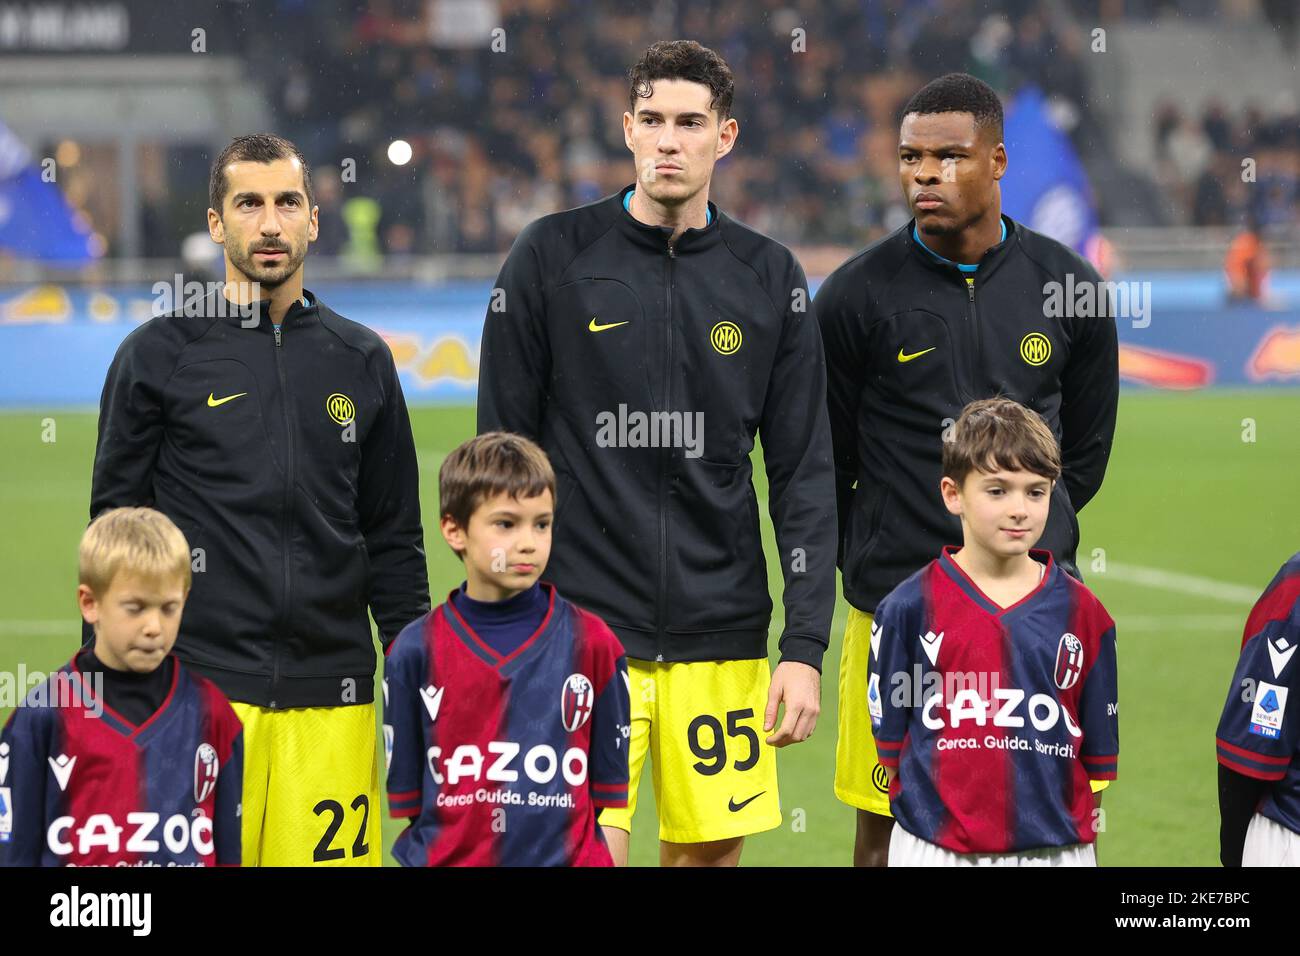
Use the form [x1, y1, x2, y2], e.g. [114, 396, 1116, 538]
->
[623, 111, 636, 153]
[308, 204, 320, 243]
[715, 116, 738, 161]
[992, 141, 1007, 181]
[208, 207, 225, 245]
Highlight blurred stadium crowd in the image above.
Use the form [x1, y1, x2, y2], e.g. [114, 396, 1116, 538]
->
[70, 0, 1300, 257]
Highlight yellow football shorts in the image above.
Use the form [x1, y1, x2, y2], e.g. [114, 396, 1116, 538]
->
[835, 608, 892, 815]
[600, 657, 781, 844]
[833, 608, 1109, 816]
[231, 701, 382, 867]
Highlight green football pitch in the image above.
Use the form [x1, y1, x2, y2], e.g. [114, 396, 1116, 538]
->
[2, 389, 1296, 866]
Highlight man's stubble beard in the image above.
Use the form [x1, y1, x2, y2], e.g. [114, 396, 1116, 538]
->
[227, 240, 307, 290]
[916, 204, 987, 238]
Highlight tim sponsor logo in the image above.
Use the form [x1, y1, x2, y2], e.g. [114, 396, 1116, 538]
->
[50, 885, 151, 937]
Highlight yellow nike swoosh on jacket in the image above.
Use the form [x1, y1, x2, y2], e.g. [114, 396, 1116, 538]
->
[207, 392, 248, 407]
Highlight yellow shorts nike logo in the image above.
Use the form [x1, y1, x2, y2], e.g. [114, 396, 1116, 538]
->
[897, 347, 936, 363]
[207, 392, 248, 407]
[589, 317, 629, 332]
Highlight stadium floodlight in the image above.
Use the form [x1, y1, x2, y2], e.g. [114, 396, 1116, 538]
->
[387, 139, 413, 166]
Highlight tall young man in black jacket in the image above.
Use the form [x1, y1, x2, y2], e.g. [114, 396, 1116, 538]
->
[478, 41, 837, 867]
[815, 74, 1119, 866]
[89, 134, 429, 865]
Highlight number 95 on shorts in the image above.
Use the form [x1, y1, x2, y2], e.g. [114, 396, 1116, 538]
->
[600, 658, 781, 844]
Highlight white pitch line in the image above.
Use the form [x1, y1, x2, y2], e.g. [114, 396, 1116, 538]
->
[1103, 563, 1261, 606]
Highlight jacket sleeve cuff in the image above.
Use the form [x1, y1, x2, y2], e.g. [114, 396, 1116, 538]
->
[777, 635, 826, 673]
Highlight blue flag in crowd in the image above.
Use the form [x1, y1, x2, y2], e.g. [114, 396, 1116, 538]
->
[0, 117, 98, 263]
[1001, 87, 1099, 256]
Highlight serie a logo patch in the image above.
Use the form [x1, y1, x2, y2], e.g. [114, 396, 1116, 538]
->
[1250, 682, 1288, 739]
[867, 672, 883, 723]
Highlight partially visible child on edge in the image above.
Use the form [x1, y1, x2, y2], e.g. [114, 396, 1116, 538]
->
[869, 398, 1118, 866]
[0, 507, 243, 866]
[1215, 550, 1300, 867]
[383, 432, 630, 866]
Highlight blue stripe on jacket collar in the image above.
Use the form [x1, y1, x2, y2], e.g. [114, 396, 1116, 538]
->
[624, 189, 712, 225]
[912, 218, 1006, 273]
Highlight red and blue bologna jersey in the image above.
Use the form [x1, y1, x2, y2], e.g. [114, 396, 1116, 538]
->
[869, 547, 1119, 854]
[0, 656, 243, 866]
[1216, 552, 1300, 833]
[384, 584, 630, 866]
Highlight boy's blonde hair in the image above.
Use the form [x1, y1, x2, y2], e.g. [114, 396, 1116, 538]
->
[79, 507, 192, 595]
[942, 397, 1063, 486]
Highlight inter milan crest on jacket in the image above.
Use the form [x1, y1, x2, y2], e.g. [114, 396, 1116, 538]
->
[384, 584, 630, 866]
[0, 658, 243, 866]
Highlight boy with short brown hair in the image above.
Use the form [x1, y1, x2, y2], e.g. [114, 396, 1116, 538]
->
[384, 432, 629, 866]
[869, 398, 1118, 866]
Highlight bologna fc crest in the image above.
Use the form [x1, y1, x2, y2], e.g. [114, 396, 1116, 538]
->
[561, 673, 595, 732]
[194, 743, 219, 804]
[1054, 634, 1084, 690]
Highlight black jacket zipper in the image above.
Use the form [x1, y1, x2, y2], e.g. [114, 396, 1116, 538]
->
[657, 239, 676, 662]
[271, 320, 293, 707]
[966, 276, 980, 393]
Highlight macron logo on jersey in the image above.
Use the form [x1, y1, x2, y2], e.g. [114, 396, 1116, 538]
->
[1268, 635, 1297, 679]
[49, 754, 75, 792]
[920, 630, 945, 667]
[420, 685, 445, 723]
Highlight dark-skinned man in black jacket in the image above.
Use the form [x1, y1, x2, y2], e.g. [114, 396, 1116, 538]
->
[816, 74, 1119, 867]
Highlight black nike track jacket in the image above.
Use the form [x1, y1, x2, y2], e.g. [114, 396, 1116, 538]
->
[478, 186, 837, 670]
[815, 216, 1119, 613]
[89, 291, 429, 708]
